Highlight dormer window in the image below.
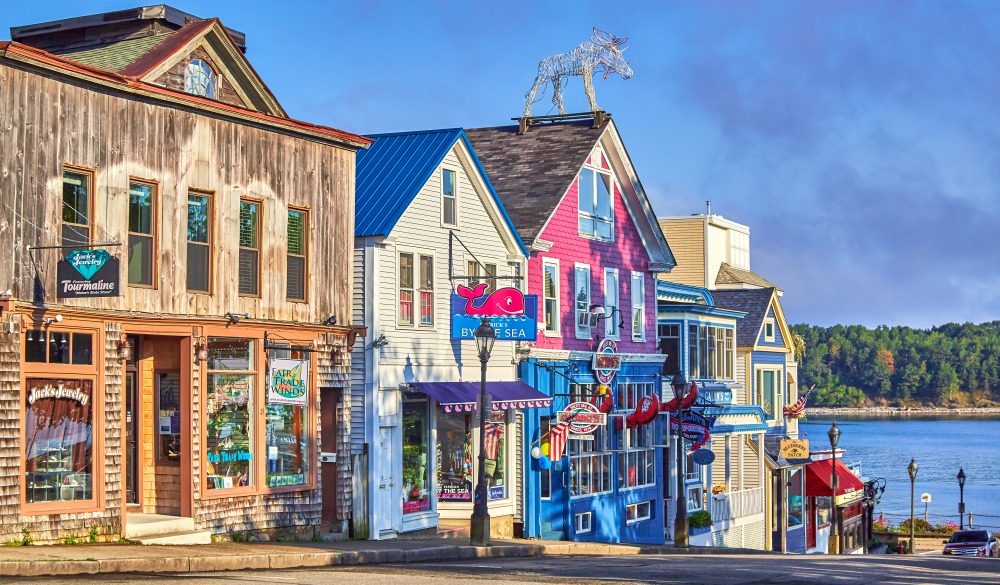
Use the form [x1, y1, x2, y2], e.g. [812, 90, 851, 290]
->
[184, 59, 216, 99]
[578, 168, 613, 241]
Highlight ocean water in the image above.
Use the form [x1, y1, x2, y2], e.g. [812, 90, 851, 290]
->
[799, 417, 1000, 532]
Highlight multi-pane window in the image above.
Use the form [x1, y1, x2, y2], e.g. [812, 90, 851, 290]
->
[618, 382, 655, 489]
[467, 261, 496, 294]
[729, 230, 750, 270]
[574, 264, 591, 339]
[186, 193, 213, 293]
[238, 200, 261, 296]
[485, 263, 497, 294]
[604, 268, 619, 340]
[467, 261, 480, 288]
[286, 208, 308, 301]
[127, 180, 156, 286]
[508, 261, 523, 292]
[419, 255, 434, 326]
[569, 382, 612, 497]
[399, 253, 414, 326]
[626, 501, 652, 524]
[758, 369, 782, 420]
[442, 168, 457, 226]
[62, 169, 92, 250]
[542, 260, 559, 334]
[24, 330, 93, 365]
[184, 59, 216, 98]
[578, 168, 613, 240]
[631, 272, 645, 342]
[687, 325, 735, 380]
[658, 324, 681, 376]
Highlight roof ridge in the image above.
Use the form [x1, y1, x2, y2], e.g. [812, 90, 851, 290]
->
[117, 17, 216, 78]
[364, 128, 464, 139]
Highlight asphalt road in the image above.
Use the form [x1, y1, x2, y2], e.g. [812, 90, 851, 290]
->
[8, 554, 1000, 585]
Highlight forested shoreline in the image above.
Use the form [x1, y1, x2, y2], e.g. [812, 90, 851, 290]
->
[792, 322, 1000, 407]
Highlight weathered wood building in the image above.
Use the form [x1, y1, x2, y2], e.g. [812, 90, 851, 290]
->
[0, 6, 369, 543]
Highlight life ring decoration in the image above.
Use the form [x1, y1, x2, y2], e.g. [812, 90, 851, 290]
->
[593, 339, 620, 385]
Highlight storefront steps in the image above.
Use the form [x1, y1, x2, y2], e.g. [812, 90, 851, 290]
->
[125, 514, 212, 545]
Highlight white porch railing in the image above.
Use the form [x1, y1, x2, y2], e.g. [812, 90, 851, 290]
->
[707, 486, 765, 524]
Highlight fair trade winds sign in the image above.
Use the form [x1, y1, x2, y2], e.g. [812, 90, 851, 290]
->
[57, 249, 120, 299]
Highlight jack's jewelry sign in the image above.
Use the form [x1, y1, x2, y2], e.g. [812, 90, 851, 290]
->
[56, 249, 120, 299]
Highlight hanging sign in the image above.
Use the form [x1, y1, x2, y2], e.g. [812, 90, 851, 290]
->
[267, 358, 309, 406]
[556, 401, 607, 437]
[450, 284, 538, 341]
[669, 411, 716, 450]
[56, 249, 120, 299]
[593, 338, 621, 384]
[779, 439, 809, 460]
[692, 448, 716, 466]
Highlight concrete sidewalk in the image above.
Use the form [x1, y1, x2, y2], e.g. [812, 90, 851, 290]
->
[0, 537, 775, 578]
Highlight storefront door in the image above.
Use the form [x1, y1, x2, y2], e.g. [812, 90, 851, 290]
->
[125, 371, 139, 506]
[807, 498, 816, 549]
[375, 426, 398, 536]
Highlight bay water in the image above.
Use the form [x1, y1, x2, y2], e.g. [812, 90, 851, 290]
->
[799, 416, 1000, 532]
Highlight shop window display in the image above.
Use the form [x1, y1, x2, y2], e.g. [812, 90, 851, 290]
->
[485, 411, 506, 499]
[437, 410, 473, 501]
[24, 378, 93, 503]
[788, 468, 804, 527]
[402, 398, 430, 514]
[206, 339, 255, 489]
[157, 372, 181, 463]
[265, 350, 309, 488]
[816, 495, 833, 525]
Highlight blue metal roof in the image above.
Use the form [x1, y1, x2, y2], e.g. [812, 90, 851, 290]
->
[354, 128, 527, 255]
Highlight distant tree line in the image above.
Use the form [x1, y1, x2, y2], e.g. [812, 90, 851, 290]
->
[791, 322, 1000, 407]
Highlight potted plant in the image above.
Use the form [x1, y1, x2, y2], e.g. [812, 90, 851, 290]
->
[689, 510, 713, 535]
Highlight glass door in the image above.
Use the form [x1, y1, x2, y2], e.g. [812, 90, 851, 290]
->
[125, 371, 138, 505]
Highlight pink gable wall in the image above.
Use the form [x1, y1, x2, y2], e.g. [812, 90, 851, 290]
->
[527, 169, 658, 354]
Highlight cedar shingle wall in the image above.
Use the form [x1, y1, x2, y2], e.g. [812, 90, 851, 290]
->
[0, 323, 21, 535]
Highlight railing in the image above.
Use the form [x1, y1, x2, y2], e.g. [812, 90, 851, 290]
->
[707, 486, 765, 524]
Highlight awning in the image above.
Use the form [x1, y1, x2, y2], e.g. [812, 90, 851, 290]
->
[805, 458, 865, 505]
[695, 405, 766, 435]
[408, 381, 552, 412]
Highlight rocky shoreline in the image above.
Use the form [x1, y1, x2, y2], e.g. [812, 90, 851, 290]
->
[806, 406, 1000, 417]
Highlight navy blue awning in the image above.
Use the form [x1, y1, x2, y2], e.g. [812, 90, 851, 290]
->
[408, 381, 552, 412]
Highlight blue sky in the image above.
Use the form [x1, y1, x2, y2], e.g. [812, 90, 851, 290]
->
[4, 1, 998, 329]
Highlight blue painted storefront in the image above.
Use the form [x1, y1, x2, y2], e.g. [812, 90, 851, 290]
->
[518, 358, 666, 544]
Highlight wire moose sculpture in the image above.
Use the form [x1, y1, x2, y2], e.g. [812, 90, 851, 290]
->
[523, 28, 633, 117]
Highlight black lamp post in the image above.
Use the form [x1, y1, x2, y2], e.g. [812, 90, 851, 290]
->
[907, 458, 919, 554]
[957, 468, 967, 530]
[671, 371, 689, 548]
[828, 421, 841, 555]
[470, 317, 496, 547]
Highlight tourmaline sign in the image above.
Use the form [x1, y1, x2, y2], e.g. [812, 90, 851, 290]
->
[56, 249, 120, 299]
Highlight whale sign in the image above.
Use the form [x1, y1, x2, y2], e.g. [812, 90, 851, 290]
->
[450, 284, 538, 341]
[56, 249, 120, 299]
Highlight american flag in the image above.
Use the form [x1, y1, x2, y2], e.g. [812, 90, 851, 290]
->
[548, 422, 571, 462]
[484, 423, 504, 460]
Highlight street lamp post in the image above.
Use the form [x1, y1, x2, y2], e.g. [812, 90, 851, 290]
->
[671, 372, 689, 548]
[957, 468, 967, 530]
[907, 458, 919, 554]
[828, 421, 841, 555]
[470, 317, 496, 547]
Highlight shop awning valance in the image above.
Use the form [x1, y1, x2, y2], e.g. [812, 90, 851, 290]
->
[408, 381, 552, 412]
[805, 458, 865, 503]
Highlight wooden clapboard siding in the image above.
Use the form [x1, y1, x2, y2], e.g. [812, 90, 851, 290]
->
[0, 62, 355, 326]
[152, 47, 248, 110]
[349, 244, 368, 455]
[373, 147, 518, 389]
[657, 218, 705, 289]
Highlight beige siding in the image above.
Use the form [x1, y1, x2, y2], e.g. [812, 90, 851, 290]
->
[735, 350, 750, 404]
[705, 223, 727, 288]
[657, 218, 704, 288]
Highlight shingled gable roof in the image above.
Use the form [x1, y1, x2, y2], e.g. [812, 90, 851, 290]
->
[716, 263, 781, 291]
[712, 288, 779, 348]
[0, 41, 370, 149]
[466, 118, 675, 269]
[354, 128, 526, 255]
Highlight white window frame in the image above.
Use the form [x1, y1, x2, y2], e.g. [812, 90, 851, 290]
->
[542, 258, 560, 337]
[575, 511, 593, 534]
[397, 249, 435, 329]
[441, 168, 458, 227]
[577, 166, 615, 242]
[603, 268, 619, 340]
[756, 366, 784, 421]
[574, 263, 591, 340]
[617, 382, 656, 490]
[626, 501, 652, 525]
[398, 251, 415, 328]
[630, 271, 646, 342]
[764, 317, 776, 343]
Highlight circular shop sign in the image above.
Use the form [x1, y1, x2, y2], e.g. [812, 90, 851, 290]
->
[691, 448, 716, 466]
[594, 338, 619, 385]
[562, 401, 603, 435]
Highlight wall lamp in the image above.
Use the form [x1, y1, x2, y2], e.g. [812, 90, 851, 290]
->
[589, 304, 624, 330]
[117, 334, 133, 362]
[194, 336, 209, 362]
[225, 312, 250, 325]
[44, 314, 63, 326]
[323, 315, 338, 326]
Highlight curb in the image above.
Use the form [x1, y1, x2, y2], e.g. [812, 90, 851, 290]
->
[0, 542, 777, 577]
